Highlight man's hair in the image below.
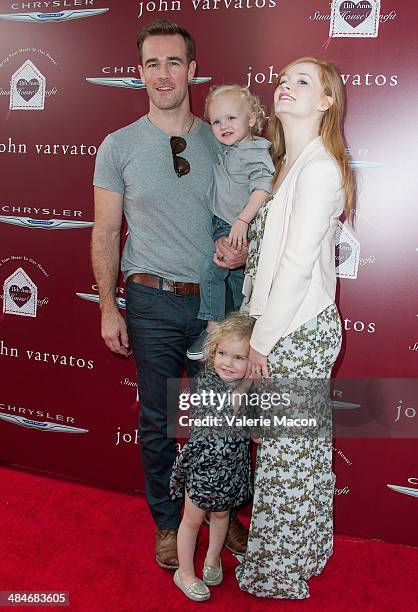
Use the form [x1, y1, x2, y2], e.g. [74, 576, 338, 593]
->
[136, 19, 195, 65]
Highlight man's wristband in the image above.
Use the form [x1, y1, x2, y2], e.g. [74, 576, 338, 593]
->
[237, 217, 249, 224]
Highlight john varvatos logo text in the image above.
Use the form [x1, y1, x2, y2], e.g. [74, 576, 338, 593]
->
[137, 0, 276, 18]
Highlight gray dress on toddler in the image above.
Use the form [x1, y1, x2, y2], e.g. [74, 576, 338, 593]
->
[169, 368, 253, 512]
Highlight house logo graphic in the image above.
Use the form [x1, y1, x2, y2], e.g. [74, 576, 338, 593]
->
[335, 221, 360, 279]
[10, 59, 45, 110]
[329, 0, 381, 38]
[3, 267, 37, 317]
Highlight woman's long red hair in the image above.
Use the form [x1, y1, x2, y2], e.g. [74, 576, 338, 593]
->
[268, 56, 355, 220]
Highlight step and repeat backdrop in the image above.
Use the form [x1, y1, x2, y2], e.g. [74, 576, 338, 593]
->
[0, 1, 417, 545]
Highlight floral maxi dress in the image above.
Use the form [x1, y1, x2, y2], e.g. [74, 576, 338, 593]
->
[236, 197, 342, 599]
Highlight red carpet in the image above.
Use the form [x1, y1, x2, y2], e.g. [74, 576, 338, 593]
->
[1, 464, 417, 612]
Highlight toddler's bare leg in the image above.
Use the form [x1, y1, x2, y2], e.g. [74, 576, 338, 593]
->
[177, 491, 206, 585]
[206, 510, 230, 566]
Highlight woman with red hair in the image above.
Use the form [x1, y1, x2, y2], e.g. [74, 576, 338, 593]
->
[236, 57, 354, 599]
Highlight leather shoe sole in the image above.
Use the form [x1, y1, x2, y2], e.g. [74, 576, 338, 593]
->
[155, 555, 179, 570]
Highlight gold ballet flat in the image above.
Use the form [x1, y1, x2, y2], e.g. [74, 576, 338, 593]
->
[203, 558, 223, 585]
[173, 569, 210, 601]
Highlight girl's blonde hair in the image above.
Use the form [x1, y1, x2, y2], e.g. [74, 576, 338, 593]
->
[205, 84, 266, 134]
[203, 312, 255, 367]
[268, 56, 355, 220]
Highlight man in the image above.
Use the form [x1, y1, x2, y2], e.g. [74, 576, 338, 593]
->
[92, 19, 248, 570]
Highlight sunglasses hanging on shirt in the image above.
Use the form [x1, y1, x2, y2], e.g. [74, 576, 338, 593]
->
[170, 136, 190, 178]
[169, 114, 194, 178]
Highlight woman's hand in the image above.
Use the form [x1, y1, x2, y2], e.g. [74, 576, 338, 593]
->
[228, 219, 249, 250]
[245, 346, 269, 379]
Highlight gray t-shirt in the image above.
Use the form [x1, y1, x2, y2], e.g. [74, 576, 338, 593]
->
[93, 116, 220, 282]
[208, 136, 275, 225]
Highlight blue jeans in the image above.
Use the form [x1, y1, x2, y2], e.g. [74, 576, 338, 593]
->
[126, 280, 205, 529]
[198, 216, 244, 322]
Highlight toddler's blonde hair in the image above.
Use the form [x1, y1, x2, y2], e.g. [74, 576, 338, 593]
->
[203, 312, 256, 367]
[204, 84, 266, 134]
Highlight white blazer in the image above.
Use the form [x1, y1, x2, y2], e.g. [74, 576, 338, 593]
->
[244, 137, 344, 356]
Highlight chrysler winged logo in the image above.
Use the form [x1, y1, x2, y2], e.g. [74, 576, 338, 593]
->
[387, 484, 418, 499]
[348, 161, 384, 169]
[0, 216, 93, 230]
[0, 413, 88, 433]
[76, 292, 126, 309]
[86, 76, 211, 89]
[0, 8, 109, 22]
[331, 401, 362, 409]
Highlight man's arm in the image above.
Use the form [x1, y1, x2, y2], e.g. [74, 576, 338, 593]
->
[91, 186, 129, 356]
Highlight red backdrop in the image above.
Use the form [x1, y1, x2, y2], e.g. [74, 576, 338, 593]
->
[0, 0, 417, 545]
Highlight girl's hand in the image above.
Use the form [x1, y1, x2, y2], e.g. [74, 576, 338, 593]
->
[245, 347, 269, 379]
[251, 436, 263, 444]
[228, 219, 249, 250]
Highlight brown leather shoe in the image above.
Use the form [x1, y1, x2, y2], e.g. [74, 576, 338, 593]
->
[155, 528, 179, 570]
[225, 516, 248, 555]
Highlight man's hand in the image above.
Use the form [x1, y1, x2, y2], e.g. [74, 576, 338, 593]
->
[101, 308, 130, 356]
[228, 218, 249, 250]
[214, 235, 248, 269]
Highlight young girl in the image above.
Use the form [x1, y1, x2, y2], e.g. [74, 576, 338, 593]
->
[170, 313, 255, 601]
[186, 85, 274, 361]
